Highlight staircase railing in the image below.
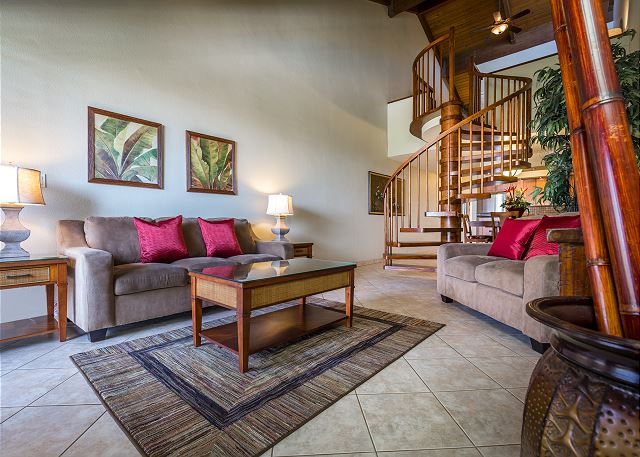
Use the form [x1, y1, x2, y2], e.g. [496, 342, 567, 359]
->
[384, 54, 532, 264]
[411, 28, 456, 136]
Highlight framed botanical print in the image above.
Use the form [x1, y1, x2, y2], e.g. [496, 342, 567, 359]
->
[88, 107, 163, 189]
[186, 130, 236, 195]
[368, 171, 404, 215]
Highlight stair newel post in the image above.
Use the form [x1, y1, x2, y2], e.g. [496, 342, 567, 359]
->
[448, 27, 455, 103]
[561, 0, 640, 338]
[439, 100, 463, 242]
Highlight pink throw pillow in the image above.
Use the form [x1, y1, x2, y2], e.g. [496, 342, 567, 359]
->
[524, 215, 581, 260]
[133, 216, 189, 263]
[487, 218, 542, 260]
[197, 218, 243, 258]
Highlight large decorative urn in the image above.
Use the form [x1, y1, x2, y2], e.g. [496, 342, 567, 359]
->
[523, 296, 640, 457]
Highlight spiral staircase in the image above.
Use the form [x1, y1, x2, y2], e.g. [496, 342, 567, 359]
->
[383, 28, 533, 269]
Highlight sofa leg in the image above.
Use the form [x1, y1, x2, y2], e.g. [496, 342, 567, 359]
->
[88, 329, 108, 343]
[529, 337, 550, 354]
[441, 295, 453, 303]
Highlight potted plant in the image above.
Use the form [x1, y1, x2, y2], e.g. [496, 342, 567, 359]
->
[531, 29, 639, 211]
[500, 185, 530, 217]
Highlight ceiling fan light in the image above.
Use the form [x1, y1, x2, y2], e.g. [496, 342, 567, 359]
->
[492, 23, 508, 35]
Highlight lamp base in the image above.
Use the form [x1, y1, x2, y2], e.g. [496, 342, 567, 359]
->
[0, 206, 31, 258]
[271, 215, 290, 242]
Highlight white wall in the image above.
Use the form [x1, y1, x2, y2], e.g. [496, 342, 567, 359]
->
[387, 97, 425, 158]
[0, 0, 426, 322]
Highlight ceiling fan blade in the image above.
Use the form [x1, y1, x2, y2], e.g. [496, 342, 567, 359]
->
[509, 25, 523, 33]
[472, 25, 494, 32]
[493, 11, 502, 22]
[509, 9, 531, 20]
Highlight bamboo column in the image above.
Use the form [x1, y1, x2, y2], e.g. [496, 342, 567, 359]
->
[549, 0, 623, 336]
[562, 0, 640, 338]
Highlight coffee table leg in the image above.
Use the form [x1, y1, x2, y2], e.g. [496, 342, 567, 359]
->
[191, 280, 202, 347]
[237, 289, 250, 373]
[57, 264, 68, 342]
[345, 269, 354, 327]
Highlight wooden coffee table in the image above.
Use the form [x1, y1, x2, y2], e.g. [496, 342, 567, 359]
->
[189, 258, 356, 373]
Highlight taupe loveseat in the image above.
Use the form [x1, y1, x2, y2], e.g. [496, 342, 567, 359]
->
[57, 217, 293, 341]
[437, 215, 566, 349]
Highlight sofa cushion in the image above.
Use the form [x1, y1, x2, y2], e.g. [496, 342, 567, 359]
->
[198, 218, 243, 257]
[134, 216, 190, 263]
[488, 218, 541, 260]
[85, 216, 143, 265]
[524, 215, 581, 260]
[171, 257, 238, 271]
[113, 263, 189, 296]
[178, 217, 256, 255]
[227, 254, 282, 264]
[475, 259, 526, 296]
[444, 255, 500, 282]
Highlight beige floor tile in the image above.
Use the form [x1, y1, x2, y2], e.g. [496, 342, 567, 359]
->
[0, 407, 22, 423]
[0, 337, 63, 370]
[0, 405, 104, 457]
[359, 393, 472, 451]
[0, 368, 76, 407]
[507, 388, 527, 403]
[467, 357, 537, 389]
[380, 449, 481, 457]
[404, 337, 462, 359]
[32, 372, 101, 406]
[272, 395, 374, 456]
[258, 450, 272, 457]
[486, 335, 541, 358]
[478, 445, 521, 457]
[20, 343, 106, 369]
[438, 336, 516, 358]
[356, 358, 429, 394]
[61, 412, 140, 457]
[436, 390, 524, 446]
[408, 358, 501, 391]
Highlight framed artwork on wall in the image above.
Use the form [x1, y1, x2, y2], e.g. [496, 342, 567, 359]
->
[368, 171, 404, 215]
[88, 107, 163, 189]
[186, 130, 236, 195]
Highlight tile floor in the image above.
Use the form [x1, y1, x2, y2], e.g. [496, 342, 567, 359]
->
[0, 263, 540, 457]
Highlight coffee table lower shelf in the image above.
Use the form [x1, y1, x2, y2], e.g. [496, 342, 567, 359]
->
[200, 304, 346, 355]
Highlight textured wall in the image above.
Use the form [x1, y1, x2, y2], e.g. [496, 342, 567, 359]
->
[0, 0, 426, 321]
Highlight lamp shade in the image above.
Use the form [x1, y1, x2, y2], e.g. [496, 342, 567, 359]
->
[0, 165, 45, 206]
[266, 194, 293, 216]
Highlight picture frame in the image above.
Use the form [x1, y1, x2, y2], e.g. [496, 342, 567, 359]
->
[186, 130, 237, 195]
[88, 107, 163, 189]
[368, 171, 405, 215]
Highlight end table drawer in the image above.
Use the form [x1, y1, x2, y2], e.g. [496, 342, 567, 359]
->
[293, 247, 308, 256]
[0, 267, 50, 286]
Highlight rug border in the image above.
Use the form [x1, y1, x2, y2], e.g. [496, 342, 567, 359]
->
[71, 305, 444, 457]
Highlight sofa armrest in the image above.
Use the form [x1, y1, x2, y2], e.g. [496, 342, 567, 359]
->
[63, 246, 115, 333]
[523, 255, 560, 304]
[255, 240, 294, 260]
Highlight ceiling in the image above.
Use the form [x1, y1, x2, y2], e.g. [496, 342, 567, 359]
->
[369, 0, 614, 68]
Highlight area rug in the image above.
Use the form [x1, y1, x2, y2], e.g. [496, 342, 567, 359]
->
[71, 299, 443, 457]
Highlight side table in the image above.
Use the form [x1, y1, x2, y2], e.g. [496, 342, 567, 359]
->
[292, 242, 313, 258]
[0, 255, 68, 343]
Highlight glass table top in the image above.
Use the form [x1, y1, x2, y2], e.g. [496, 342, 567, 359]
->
[0, 254, 67, 264]
[192, 258, 356, 283]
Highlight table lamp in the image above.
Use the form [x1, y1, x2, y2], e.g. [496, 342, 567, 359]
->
[266, 194, 293, 241]
[0, 165, 45, 258]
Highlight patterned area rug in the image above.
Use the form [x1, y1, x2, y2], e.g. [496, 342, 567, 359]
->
[72, 299, 443, 457]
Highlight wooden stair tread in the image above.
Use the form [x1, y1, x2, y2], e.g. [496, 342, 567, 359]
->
[399, 227, 462, 233]
[458, 192, 492, 200]
[386, 241, 444, 247]
[384, 253, 438, 260]
[425, 211, 458, 217]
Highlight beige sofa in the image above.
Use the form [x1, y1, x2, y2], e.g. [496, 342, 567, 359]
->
[57, 217, 293, 341]
[437, 232, 559, 350]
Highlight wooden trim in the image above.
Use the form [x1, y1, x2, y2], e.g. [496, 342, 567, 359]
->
[185, 130, 237, 195]
[387, 94, 413, 104]
[87, 106, 164, 189]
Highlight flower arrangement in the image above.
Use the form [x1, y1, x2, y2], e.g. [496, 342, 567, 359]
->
[501, 186, 531, 213]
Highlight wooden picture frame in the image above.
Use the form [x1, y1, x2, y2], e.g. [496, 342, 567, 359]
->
[186, 130, 237, 195]
[368, 171, 404, 215]
[88, 107, 163, 189]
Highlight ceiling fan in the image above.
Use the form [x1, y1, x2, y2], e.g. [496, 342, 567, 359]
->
[478, 2, 531, 36]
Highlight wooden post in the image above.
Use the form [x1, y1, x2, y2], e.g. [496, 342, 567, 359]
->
[439, 100, 463, 242]
[549, 0, 623, 336]
[562, 0, 640, 338]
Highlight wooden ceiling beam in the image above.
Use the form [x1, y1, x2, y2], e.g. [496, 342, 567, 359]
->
[388, 0, 429, 17]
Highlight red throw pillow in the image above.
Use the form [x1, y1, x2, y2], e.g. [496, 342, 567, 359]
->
[487, 218, 542, 260]
[524, 215, 581, 260]
[133, 216, 189, 263]
[198, 218, 243, 257]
